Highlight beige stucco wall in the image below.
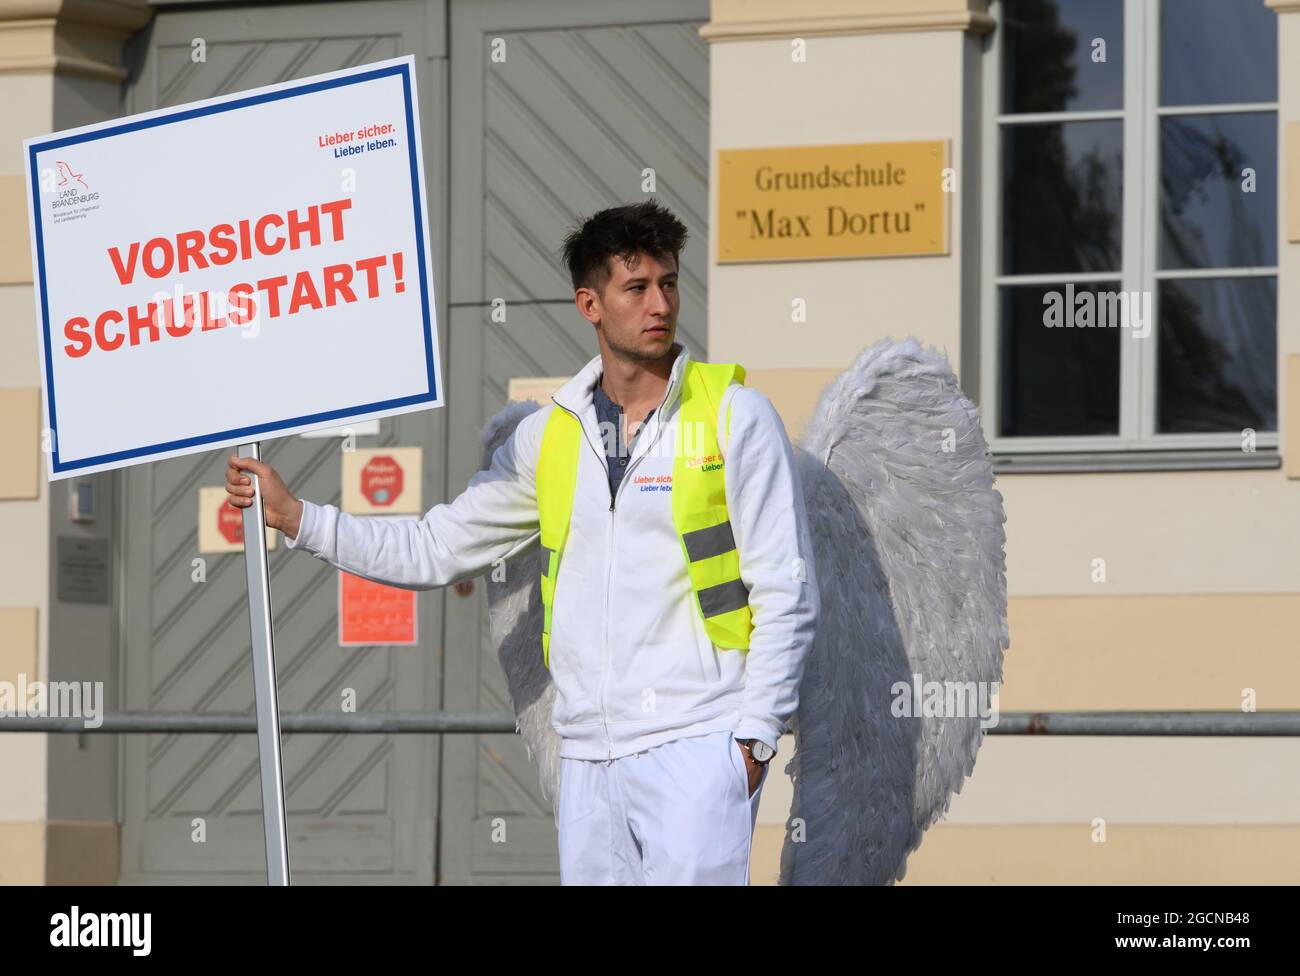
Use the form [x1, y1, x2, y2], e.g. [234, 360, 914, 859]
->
[708, 28, 970, 371]
[0, 0, 150, 884]
[0, 66, 53, 884]
[707, 0, 1300, 884]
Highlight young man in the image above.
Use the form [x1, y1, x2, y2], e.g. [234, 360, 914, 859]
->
[226, 201, 819, 885]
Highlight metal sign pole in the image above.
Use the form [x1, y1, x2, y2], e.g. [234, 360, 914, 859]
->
[237, 441, 291, 885]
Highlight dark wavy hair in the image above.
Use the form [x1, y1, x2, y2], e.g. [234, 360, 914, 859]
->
[560, 200, 688, 296]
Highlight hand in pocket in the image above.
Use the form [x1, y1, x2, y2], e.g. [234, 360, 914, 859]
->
[733, 738, 762, 799]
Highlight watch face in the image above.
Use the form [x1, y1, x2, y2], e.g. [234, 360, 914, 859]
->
[751, 740, 775, 763]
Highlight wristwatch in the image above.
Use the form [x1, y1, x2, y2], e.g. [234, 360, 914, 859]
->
[737, 737, 775, 764]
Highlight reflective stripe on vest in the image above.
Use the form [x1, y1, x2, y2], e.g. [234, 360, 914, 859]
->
[536, 360, 753, 668]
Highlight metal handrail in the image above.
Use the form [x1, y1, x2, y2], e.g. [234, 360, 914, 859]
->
[0, 711, 518, 733]
[1, 710, 1298, 735]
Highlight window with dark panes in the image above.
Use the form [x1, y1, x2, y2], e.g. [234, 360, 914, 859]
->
[984, 0, 1278, 452]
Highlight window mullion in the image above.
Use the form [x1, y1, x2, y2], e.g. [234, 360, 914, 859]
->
[1122, 0, 1155, 442]
[1141, 0, 1164, 442]
[978, 0, 1003, 440]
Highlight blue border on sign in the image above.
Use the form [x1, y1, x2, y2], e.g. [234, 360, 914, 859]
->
[28, 61, 438, 475]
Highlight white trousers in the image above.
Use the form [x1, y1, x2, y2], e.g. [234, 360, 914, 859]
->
[557, 728, 770, 885]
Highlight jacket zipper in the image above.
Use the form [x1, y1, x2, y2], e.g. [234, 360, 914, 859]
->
[599, 394, 676, 758]
[554, 377, 678, 760]
[601, 502, 616, 758]
[600, 419, 640, 757]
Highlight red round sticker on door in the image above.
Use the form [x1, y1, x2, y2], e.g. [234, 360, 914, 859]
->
[360, 455, 404, 507]
[218, 500, 244, 545]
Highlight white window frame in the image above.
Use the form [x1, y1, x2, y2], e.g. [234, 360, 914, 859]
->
[980, 0, 1279, 456]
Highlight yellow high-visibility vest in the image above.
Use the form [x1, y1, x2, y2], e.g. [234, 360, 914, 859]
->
[536, 360, 753, 667]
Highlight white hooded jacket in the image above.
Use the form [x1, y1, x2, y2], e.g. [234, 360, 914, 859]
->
[285, 343, 819, 761]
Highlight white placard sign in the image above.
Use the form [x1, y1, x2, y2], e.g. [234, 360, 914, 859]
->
[24, 55, 442, 480]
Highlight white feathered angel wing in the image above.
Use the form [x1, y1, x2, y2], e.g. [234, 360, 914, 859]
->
[477, 401, 564, 826]
[479, 338, 1008, 876]
[781, 337, 1008, 884]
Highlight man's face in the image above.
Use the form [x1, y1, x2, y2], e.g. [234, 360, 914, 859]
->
[577, 250, 679, 362]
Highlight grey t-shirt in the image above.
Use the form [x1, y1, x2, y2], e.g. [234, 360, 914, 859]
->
[593, 379, 656, 501]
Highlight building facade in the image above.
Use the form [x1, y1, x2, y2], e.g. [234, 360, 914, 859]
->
[1, 0, 1296, 883]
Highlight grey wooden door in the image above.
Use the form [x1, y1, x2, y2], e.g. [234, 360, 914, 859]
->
[441, 0, 710, 884]
[117, 0, 449, 884]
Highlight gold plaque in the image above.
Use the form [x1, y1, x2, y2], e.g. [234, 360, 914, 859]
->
[718, 140, 949, 262]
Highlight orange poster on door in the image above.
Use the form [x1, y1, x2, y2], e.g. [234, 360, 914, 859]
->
[338, 571, 418, 646]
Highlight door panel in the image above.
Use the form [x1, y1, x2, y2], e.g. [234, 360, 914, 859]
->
[441, 0, 709, 884]
[117, 0, 446, 884]
[115, 0, 709, 884]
